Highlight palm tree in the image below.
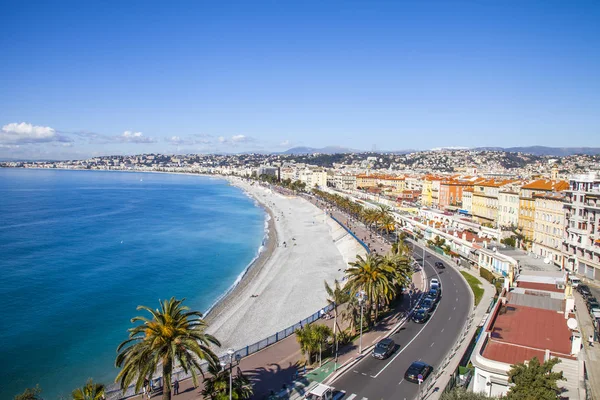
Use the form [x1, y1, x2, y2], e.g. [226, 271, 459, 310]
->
[295, 323, 332, 365]
[313, 324, 333, 367]
[341, 296, 361, 335]
[346, 254, 396, 323]
[115, 297, 221, 400]
[71, 379, 105, 400]
[324, 279, 349, 362]
[202, 362, 253, 400]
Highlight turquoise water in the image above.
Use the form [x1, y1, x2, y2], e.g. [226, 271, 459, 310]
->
[0, 169, 265, 399]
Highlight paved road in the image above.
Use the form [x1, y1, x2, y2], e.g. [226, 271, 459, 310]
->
[329, 245, 472, 400]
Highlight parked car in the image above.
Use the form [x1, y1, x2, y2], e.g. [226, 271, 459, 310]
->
[404, 361, 434, 383]
[569, 276, 582, 288]
[577, 284, 590, 294]
[427, 288, 440, 303]
[372, 338, 396, 359]
[421, 297, 435, 312]
[412, 308, 431, 324]
[430, 278, 439, 287]
[435, 261, 445, 269]
[587, 300, 600, 311]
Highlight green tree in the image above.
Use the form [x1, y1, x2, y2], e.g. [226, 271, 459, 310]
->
[14, 385, 42, 400]
[72, 379, 105, 400]
[441, 387, 495, 400]
[346, 254, 396, 323]
[115, 297, 221, 400]
[202, 361, 253, 400]
[324, 279, 349, 362]
[507, 357, 564, 400]
[295, 323, 332, 365]
[341, 296, 362, 335]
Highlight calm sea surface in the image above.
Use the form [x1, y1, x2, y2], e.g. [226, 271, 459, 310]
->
[0, 169, 265, 399]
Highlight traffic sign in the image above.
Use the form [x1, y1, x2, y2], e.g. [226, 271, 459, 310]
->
[417, 374, 424, 384]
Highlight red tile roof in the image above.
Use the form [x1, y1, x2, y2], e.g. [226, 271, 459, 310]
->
[487, 304, 572, 356]
[483, 340, 546, 365]
[517, 281, 564, 293]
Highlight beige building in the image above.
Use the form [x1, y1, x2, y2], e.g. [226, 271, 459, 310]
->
[462, 188, 473, 214]
[332, 173, 357, 191]
[472, 180, 517, 226]
[498, 182, 522, 228]
[532, 192, 566, 268]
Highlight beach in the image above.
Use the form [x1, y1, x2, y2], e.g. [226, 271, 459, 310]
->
[205, 178, 366, 354]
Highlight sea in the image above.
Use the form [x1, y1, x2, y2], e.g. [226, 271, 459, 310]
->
[0, 168, 266, 400]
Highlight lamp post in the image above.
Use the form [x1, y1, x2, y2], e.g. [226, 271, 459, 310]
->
[358, 290, 365, 354]
[227, 348, 235, 400]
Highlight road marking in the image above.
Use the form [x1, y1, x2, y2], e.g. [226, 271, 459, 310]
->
[345, 394, 356, 400]
[361, 372, 367, 376]
[398, 378, 405, 385]
[353, 370, 359, 374]
[453, 306, 456, 310]
[371, 291, 442, 379]
[449, 316, 452, 320]
[441, 328, 444, 332]
[430, 342, 435, 347]
[456, 297, 458, 302]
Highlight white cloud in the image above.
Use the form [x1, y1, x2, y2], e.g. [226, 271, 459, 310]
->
[218, 136, 227, 143]
[231, 134, 247, 143]
[119, 131, 156, 144]
[280, 140, 290, 147]
[1, 122, 71, 144]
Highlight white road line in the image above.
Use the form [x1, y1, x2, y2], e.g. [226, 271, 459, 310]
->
[398, 378, 405, 385]
[449, 316, 452, 320]
[430, 342, 435, 347]
[441, 328, 445, 332]
[372, 335, 382, 344]
[361, 372, 367, 376]
[345, 394, 356, 400]
[353, 370, 359, 374]
[453, 306, 456, 310]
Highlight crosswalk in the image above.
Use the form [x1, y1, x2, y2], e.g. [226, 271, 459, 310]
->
[335, 391, 367, 400]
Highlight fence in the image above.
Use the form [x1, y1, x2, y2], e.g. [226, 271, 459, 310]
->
[329, 214, 371, 254]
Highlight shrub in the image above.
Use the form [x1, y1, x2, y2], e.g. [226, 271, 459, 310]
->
[479, 267, 495, 284]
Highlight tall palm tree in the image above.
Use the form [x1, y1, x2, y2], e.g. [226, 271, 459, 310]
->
[115, 297, 221, 400]
[313, 324, 333, 367]
[346, 254, 396, 323]
[341, 296, 361, 335]
[324, 279, 349, 362]
[71, 379, 105, 400]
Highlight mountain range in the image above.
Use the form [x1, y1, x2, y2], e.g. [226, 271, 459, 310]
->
[281, 145, 600, 156]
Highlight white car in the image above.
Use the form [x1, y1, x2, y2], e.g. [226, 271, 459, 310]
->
[305, 384, 334, 400]
[430, 278, 439, 287]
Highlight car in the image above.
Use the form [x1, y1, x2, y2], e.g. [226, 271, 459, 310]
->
[586, 296, 597, 305]
[404, 361, 434, 383]
[412, 308, 430, 324]
[430, 278, 439, 287]
[427, 288, 440, 302]
[587, 301, 600, 311]
[421, 297, 435, 312]
[304, 383, 334, 400]
[577, 284, 590, 294]
[372, 338, 396, 359]
[435, 261, 445, 269]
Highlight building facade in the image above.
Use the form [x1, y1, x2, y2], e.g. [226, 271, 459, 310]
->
[562, 172, 600, 280]
[532, 192, 566, 268]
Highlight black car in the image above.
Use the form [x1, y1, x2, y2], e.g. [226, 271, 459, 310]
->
[412, 308, 430, 324]
[372, 338, 396, 359]
[421, 297, 435, 312]
[404, 361, 433, 383]
[587, 300, 600, 311]
[435, 261, 445, 269]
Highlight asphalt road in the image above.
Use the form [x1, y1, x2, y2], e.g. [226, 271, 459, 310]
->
[330, 244, 472, 400]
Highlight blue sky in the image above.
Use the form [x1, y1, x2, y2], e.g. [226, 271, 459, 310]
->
[1, 1, 599, 159]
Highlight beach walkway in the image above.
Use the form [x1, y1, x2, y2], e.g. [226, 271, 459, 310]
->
[132, 191, 423, 400]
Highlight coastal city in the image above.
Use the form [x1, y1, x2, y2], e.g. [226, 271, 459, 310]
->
[2, 1, 599, 400]
[3, 147, 600, 399]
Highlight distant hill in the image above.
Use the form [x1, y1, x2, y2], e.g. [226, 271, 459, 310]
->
[473, 146, 600, 156]
[282, 146, 359, 155]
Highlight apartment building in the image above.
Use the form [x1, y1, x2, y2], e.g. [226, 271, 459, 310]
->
[563, 172, 600, 280]
[332, 173, 357, 191]
[299, 168, 327, 188]
[498, 188, 520, 228]
[532, 192, 566, 268]
[518, 179, 569, 240]
[472, 180, 517, 226]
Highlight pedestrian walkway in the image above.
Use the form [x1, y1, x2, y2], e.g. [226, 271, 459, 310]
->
[574, 292, 600, 400]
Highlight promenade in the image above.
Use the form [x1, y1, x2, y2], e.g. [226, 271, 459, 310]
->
[130, 190, 424, 400]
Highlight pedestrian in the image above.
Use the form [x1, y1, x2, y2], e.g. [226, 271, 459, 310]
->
[142, 385, 147, 400]
[589, 335, 594, 347]
[173, 379, 180, 395]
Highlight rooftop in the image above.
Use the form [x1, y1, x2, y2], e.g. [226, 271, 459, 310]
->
[485, 304, 572, 356]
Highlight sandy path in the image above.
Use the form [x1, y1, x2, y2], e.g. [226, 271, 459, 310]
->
[205, 178, 365, 354]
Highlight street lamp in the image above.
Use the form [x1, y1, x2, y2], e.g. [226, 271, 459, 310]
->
[227, 348, 235, 400]
[357, 290, 366, 354]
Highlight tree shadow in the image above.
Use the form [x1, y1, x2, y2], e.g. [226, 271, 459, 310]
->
[244, 361, 303, 399]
